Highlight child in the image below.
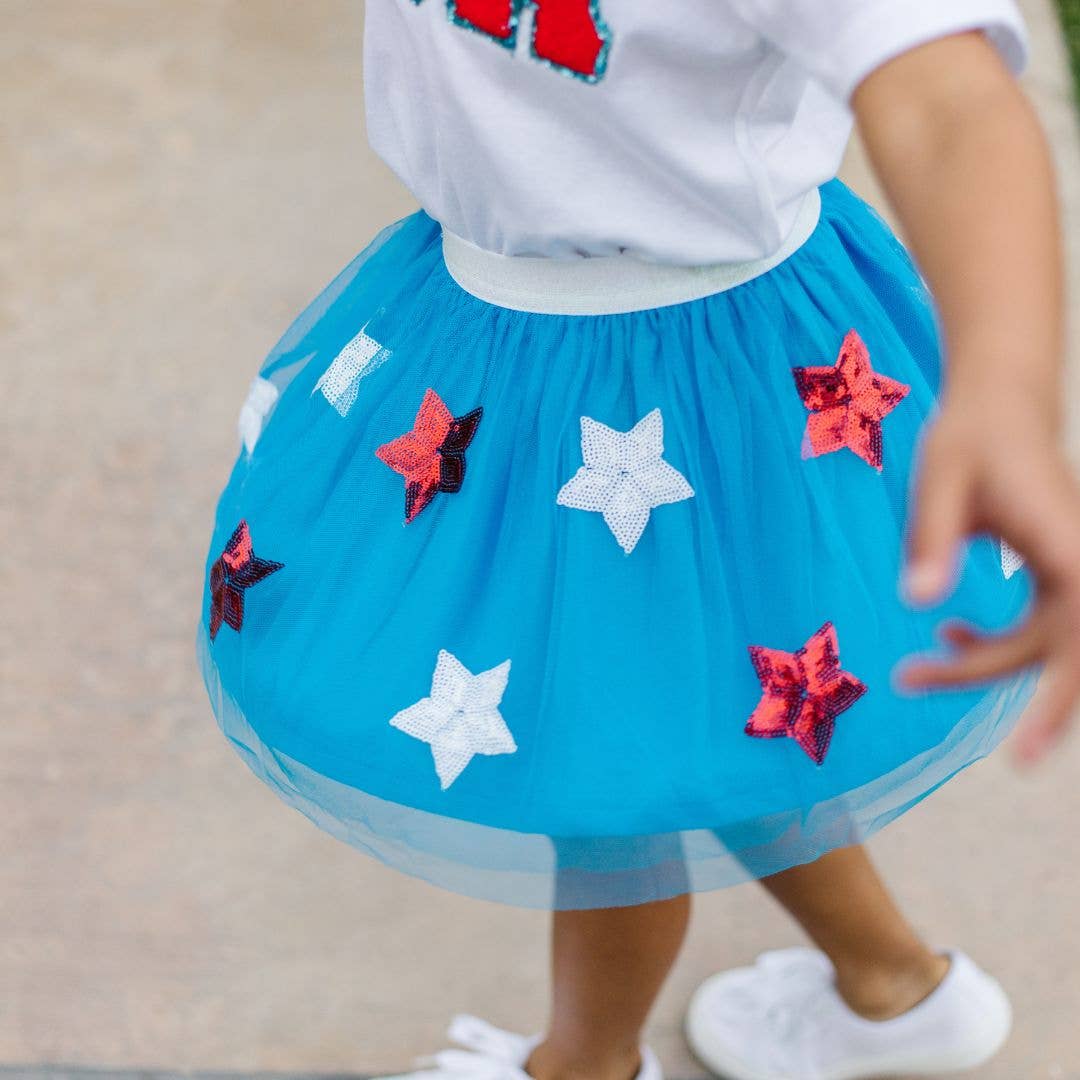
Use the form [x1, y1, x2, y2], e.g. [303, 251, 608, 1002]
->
[200, 1, 1080, 1077]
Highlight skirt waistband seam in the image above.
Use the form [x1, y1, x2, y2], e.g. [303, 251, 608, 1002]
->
[439, 187, 822, 316]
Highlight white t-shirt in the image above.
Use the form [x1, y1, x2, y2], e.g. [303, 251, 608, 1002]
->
[363, 0, 1028, 265]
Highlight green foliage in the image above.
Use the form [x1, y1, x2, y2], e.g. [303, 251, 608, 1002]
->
[1057, 0, 1080, 103]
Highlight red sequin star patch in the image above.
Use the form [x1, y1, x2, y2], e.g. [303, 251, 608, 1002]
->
[376, 388, 483, 523]
[745, 621, 867, 765]
[793, 330, 910, 471]
[209, 520, 284, 640]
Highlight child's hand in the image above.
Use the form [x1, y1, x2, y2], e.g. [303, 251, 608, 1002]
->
[854, 31, 1077, 767]
[897, 393, 1080, 764]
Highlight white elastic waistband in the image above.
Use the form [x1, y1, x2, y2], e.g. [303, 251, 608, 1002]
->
[440, 188, 821, 316]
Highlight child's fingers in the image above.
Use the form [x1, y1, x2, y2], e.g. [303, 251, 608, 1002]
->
[1012, 657, 1080, 765]
[895, 612, 1045, 689]
[935, 619, 981, 646]
[903, 450, 970, 606]
[993, 460, 1080, 586]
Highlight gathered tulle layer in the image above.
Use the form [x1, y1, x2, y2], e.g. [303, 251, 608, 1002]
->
[199, 179, 1036, 908]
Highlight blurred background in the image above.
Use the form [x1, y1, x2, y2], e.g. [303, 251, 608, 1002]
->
[3, 2, 1080, 1078]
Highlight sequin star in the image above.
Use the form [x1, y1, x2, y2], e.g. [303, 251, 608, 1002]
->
[237, 376, 279, 454]
[1001, 539, 1024, 579]
[556, 408, 694, 554]
[745, 621, 867, 765]
[208, 520, 284, 640]
[793, 330, 910, 471]
[312, 322, 392, 417]
[376, 389, 483, 523]
[390, 649, 516, 790]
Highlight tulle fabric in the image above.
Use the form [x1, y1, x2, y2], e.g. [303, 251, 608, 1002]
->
[198, 179, 1036, 909]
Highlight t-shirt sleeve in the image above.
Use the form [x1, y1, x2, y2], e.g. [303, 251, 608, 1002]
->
[729, 0, 1030, 103]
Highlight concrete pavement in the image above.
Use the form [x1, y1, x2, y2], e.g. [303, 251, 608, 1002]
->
[3, 2, 1079, 1077]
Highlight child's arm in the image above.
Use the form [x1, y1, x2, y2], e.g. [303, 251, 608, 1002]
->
[851, 29, 1080, 763]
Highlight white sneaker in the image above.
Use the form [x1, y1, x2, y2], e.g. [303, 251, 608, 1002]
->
[377, 1013, 664, 1079]
[684, 947, 1011, 1080]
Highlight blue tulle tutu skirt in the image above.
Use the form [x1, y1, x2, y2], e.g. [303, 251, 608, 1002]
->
[198, 178, 1036, 909]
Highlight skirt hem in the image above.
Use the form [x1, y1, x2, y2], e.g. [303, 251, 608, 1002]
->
[199, 622, 1038, 910]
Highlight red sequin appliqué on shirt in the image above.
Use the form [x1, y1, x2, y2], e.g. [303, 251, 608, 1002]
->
[793, 330, 910, 471]
[414, 0, 611, 83]
[209, 520, 284, 640]
[745, 621, 867, 765]
[376, 388, 484, 523]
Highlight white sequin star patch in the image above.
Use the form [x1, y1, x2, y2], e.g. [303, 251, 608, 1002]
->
[237, 376, 280, 455]
[1001, 539, 1024, 579]
[312, 322, 392, 417]
[557, 408, 694, 554]
[390, 649, 516, 790]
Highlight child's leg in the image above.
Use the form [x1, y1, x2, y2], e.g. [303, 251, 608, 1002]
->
[761, 843, 949, 1019]
[525, 894, 691, 1080]
[685, 844, 1010, 1077]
